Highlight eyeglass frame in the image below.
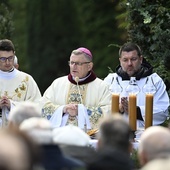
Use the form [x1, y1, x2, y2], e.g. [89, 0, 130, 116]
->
[0, 56, 14, 63]
[68, 61, 91, 66]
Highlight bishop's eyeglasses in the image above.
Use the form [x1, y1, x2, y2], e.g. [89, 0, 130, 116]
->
[68, 61, 91, 66]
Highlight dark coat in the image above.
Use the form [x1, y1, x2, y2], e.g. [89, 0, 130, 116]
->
[40, 144, 86, 170]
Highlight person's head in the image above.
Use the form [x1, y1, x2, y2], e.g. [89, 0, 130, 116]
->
[53, 125, 91, 147]
[97, 114, 132, 154]
[8, 101, 41, 129]
[141, 158, 170, 170]
[14, 55, 19, 69]
[0, 39, 15, 72]
[0, 128, 40, 170]
[138, 126, 170, 167]
[20, 117, 53, 144]
[69, 47, 93, 79]
[119, 42, 143, 77]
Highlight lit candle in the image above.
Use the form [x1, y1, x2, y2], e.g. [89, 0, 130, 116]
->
[111, 93, 120, 114]
[128, 94, 137, 131]
[145, 93, 153, 128]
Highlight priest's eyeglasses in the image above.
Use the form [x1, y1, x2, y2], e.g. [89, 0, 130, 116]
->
[68, 61, 91, 66]
[0, 56, 14, 63]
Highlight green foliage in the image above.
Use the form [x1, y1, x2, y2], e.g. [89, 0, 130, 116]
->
[26, 0, 83, 93]
[26, 0, 127, 93]
[75, 0, 126, 79]
[8, 0, 28, 71]
[131, 149, 141, 169]
[0, 1, 14, 39]
[123, 0, 170, 93]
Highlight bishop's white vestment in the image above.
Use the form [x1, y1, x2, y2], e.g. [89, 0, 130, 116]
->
[40, 74, 111, 130]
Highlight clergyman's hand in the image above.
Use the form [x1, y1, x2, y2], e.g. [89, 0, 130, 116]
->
[0, 96, 11, 110]
[120, 97, 128, 113]
[63, 104, 78, 117]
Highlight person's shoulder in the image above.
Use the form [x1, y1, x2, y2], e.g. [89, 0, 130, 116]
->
[63, 155, 86, 169]
[17, 70, 35, 80]
[104, 73, 117, 79]
[40, 144, 85, 169]
[16, 70, 31, 77]
[150, 73, 164, 81]
[95, 77, 106, 84]
[61, 144, 96, 158]
[107, 72, 116, 76]
[103, 73, 117, 84]
[51, 75, 68, 83]
[94, 78, 112, 89]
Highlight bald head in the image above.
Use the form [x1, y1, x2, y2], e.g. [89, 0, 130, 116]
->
[138, 126, 170, 166]
[141, 158, 170, 170]
[0, 129, 33, 170]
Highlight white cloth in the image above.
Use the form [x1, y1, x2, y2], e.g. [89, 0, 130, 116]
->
[0, 107, 8, 127]
[50, 104, 91, 130]
[104, 73, 170, 129]
[77, 104, 91, 130]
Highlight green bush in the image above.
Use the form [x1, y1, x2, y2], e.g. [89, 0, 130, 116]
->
[124, 0, 170, 95]
[131, 148, 141, 169]
[0, 2, 14, 39]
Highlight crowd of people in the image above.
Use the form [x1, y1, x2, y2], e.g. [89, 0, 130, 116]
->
[0, 38, 170, 170]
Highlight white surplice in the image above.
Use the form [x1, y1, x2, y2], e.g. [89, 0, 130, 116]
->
[0, 68, 42, 127]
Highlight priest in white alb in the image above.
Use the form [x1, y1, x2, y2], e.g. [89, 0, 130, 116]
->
[0, 39, 42, 127]
[40, 47, 111, 131]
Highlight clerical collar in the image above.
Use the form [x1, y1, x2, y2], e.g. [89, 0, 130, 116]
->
[0, 68, 18, 79]
[8, 67, 15, 72]
[73, 72, 91, 82]
[68, 70, 97, 85]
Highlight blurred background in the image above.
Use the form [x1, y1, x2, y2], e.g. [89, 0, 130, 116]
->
[0, 0, 170, 95]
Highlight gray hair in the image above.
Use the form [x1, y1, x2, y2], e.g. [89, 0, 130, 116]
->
[20, 117, 53, 144]
[8, 101, 41, 126]
[71, 50, 92, 62]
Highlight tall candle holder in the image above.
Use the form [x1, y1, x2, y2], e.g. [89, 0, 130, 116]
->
[109, 76, 122, 114]
[126, 77, 140, 131]
[143, 76, 157, 129]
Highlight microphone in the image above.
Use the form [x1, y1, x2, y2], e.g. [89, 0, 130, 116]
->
[75, 76, 79, 83]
